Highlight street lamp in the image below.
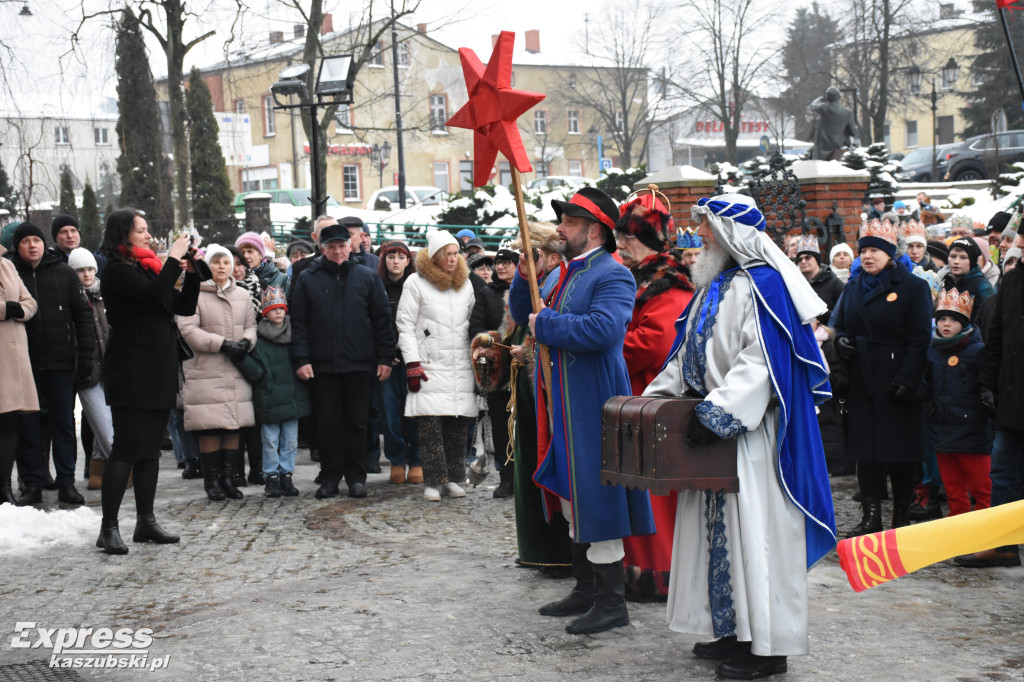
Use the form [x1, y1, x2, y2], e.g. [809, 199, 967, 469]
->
[908, 58, 959, 181]
[372, 141, 392, 189]
[271, 56, 357, 221]
[0, 0, 32, 16]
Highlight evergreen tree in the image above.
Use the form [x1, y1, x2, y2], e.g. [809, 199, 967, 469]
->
[0, 158, 17, 217]
[115, 8, 172, 231]
[58, 165, 78, 220]
[80, 180, 102, 250]
[840, 143, 901, 198]
[962, 3, 1024, 138]
[778, 4, 840, 141]
[186, 67, 235, 244]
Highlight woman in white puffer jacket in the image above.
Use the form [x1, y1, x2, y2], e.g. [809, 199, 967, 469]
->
[396, 230, 477, 501]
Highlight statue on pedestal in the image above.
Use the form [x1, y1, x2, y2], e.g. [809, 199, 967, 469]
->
[809, 87, 859, 161]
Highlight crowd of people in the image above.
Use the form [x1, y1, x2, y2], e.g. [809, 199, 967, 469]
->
[1, 183, 1023, 679]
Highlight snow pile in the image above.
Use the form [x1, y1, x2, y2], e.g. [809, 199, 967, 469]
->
[0, 504, 99, 555]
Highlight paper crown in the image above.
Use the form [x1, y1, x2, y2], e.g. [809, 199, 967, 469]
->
[794, 234, 820, 256]
[901, 219, 927, 243]
[261, 285, 288, 313]
[859, 219, 899, 245]
[676, 227, 703, 250]
[936, 287, 973, 320]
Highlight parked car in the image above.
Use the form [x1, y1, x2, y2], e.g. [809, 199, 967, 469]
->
[943, 131, 1024, 181]
[365, 186, 446, 211]
[894, 144, 958, 182]
[526, 176, 593, 191]
[233, 188, 345, 213]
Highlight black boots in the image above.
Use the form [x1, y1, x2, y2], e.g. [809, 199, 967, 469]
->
[716, 653, 788, 679]
[16, 485, 42, 506]
[265, 474, 282, 498]
[220, 451, 244, 499]
[57, 484, 85, 505]
[181, 457, 201, 480]
[892, 499, 912, 529]
[565, 560, 629, 635]
[539, 543, 595, 617]
[493, 467, 514, 499]
[280, 473, 299, 497]
[133, 514, 180, 544]
[693, 636, 752, 660]
[846, 497, 882, 538]
[201, 451, 226, 501]
[96, 519, 129, 555]
[0, 478, 16, 506]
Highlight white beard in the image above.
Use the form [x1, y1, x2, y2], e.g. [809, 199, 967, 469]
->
[691, 242, 732, 289]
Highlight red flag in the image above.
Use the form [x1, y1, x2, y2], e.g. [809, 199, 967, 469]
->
[998, 0, 1024, 9]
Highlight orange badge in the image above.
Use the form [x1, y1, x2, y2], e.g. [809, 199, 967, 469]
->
[886, 292, 898, 302]
[948, 356, 960, 367]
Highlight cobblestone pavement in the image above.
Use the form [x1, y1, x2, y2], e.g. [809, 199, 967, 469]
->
[1, 452, 1022, 681]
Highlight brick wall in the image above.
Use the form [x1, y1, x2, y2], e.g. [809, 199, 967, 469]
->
[799, 179, 870, 245]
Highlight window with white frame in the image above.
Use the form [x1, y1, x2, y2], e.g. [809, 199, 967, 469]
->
[235, 99, 245, 114]
[535, 161, 549, 178]
[241, 166, 279, 192]
[94, 127, 109, 145]
[397, 41, 410, 67]
[534, 110, 546, 135]
[883, 123, 891, 149]
[905, 120, 918, 147]
[459, 160, 473, 191]
[569, 72, 576, 89]
[510, 71, 515, 87]
[430, 95, 448, 132]
[334, 104, 352, 133]
[568, 110, 580, 134]
[433, 161, 449, 191]
[55, 126, 70, 145]
[614, 111, 624, 132]
[263, 96, 276, 136]
[343, 164, 360, 200]
[568, 160, 583, 177]
[370, 41, 384, 67]
[499, 161, 512, 187]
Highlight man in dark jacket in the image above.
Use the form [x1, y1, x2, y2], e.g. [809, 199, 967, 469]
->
[964, 249, 1024, 567]
[290, 224, 395, 499]
[343, 216, 380, 272]
[794, 235, 844, 326]
[5, 222, 95, 505]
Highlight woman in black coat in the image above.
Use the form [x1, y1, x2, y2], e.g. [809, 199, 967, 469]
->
[833, 223, 934, 537]
[96, 210, 200, 554]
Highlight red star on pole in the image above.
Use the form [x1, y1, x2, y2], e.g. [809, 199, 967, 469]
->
[446, 31, 545, 187]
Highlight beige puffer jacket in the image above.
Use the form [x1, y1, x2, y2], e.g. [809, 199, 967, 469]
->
[176, 279, 257, 431]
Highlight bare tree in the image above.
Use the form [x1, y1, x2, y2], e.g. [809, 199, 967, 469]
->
[669, 0, 780, 165]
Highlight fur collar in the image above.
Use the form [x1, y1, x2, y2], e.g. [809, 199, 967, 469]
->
[415, 247, 468, 291]
[633, 251, 693, 306]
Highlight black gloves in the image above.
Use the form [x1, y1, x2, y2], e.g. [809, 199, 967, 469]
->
[75, 362, 93, 385]
[836, 336, 856, 360]
[5, 301, 24, 320]
[686, 418, 721, 447]
[220, 339, 251, 363]
[888, 381, 914, 402]
[980, 388, 997, 415]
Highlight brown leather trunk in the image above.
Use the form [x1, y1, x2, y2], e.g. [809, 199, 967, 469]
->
[601, 396, 738, 494]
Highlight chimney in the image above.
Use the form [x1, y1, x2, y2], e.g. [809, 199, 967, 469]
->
[321, 13, 333, 35]
[492, 34, 499, 49]
[417, 23, 427, 34]
[525, 29, 540, 54]
[269, 31, 284, 44]
[293, 24, 304, 40]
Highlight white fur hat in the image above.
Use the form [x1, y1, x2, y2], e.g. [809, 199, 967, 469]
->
[426, 229, 459, 258]
[204, 244, 233, 266]
[67, 247, 97, 271]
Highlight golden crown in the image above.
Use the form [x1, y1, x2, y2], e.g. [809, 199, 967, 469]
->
[794, 234, 820, 255]
[936, 287, 974, 320]
[859, 218, 899, 245]
[901, 219, 926, 242]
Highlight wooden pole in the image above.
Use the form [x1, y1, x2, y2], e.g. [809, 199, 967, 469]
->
[509, 168, 554, 410]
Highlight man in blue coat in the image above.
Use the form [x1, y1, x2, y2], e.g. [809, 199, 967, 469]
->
[509, 186, 654, 636]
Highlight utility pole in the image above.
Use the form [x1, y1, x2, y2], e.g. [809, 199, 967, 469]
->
[390, 0, 407, 209]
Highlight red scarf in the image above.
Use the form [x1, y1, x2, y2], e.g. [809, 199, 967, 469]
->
[118, 245, 163, 274]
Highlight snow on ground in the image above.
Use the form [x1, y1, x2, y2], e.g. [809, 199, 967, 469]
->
[0, 504, 98, 556]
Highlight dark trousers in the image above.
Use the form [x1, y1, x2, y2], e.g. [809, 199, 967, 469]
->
[17, 370, 76, 487]
[377, 360, 420, 466]
[311, 371, 373, 487]
[486, 390, 511, 472]
[858, 461, 916, 502]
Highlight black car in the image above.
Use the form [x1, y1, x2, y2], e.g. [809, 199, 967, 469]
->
[943, 130, 1024, 181]
[894, 145, 957, 182]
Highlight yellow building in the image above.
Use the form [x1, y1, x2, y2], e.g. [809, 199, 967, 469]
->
[169, 20, 646, 208]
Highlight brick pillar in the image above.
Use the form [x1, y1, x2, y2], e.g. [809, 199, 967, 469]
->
[244, 193, 272, 234]
[792, 160, 870, 247]
[633, 166, 718, 232]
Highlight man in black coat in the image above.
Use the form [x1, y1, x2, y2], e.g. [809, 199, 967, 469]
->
[794, 235, 844, 326]
[964, 258, 1024, 567]
[5, 223, 95, 505]
[290, 224, 395, 499]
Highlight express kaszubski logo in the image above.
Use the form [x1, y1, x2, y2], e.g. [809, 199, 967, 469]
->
[10, 622, 170, 671]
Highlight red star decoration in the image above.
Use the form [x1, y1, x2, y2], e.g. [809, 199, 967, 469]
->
[446, 31, 545, 187]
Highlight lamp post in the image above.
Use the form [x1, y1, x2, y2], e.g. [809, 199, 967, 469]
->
[372, 141, 392, 189]
[271, 55, 356, 222]
[908, 58, 960, 182]
[0, 1, 32, 16]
